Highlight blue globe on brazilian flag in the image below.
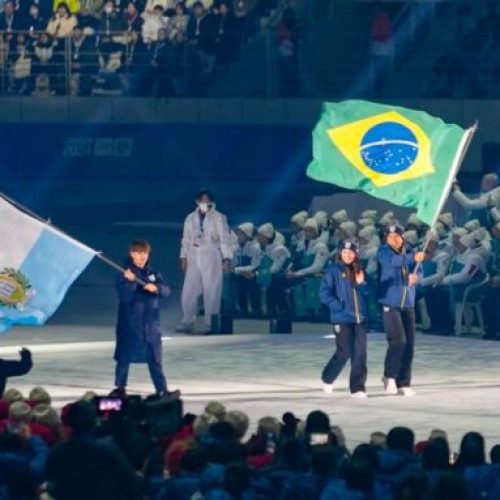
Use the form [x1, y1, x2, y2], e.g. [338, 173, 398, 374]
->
[307, 100, 471, 225]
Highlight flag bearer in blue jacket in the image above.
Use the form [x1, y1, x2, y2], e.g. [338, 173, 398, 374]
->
[377, 225, 425, 397]
[319, 240, 369, 398]
[113, 240, 179, 399]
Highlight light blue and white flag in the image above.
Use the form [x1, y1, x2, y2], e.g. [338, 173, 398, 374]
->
[0, 196, 96, 333]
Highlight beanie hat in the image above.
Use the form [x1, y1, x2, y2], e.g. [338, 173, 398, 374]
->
[29, 386, 51, 406]
[237, 222, 255, 238]
[379, 211, 395, 226]
[303, 217, 318, 232]
[9, 401, 32, 423]
[425, 229, 439, 243]
[359, 226, 377, 240]
[331, 209, 349, 223]
[358, 218, 374, 227]
[257, 223, 274, 239]
[452, 227, 468, 238]
[339, 221, 357, 237]
[290, 211, 309, 227]
[361, 209, 377, 220]
[459, 233, 476, 249]
[385, 224, 404, 236]
[403, 230, 419, 246]
[313, 210, 328, 229]
[407, 213, 423, 227]
[3, 388, 24, 404]
[464, 219, 480, 232]
[338, 239, 359, 253]
[438, 212, 453, 229]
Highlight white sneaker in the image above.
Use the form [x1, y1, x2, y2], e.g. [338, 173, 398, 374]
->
[322, 382, 334, 394]
[382, 377, 398, 395]
[398, 387, 416, 397]
[350, 391, 368, 398]
[175, 323, 194, 334]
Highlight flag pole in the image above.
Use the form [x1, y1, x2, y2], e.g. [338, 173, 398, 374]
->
[0, 192, 147, 285]
[413, 121, 478, 277]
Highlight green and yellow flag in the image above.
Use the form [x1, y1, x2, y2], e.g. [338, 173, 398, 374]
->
[307, 100, 472, 226]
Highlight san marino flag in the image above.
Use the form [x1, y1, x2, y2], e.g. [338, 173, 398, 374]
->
[307, 100, 472, 226]
[0, 196, 96, 333]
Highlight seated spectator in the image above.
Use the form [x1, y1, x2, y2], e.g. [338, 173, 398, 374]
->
[45, 400, 143, 500]
[0, 1, 26, 34]
[246, 416, 280, 469]
[47, 2, 79, 38]
[124, 1, 144, 33]
[31, 404, 64, 446]
[168, 1, 189, 41]
[205, 401, 227, 422]
[142, 4, 167, 43]
[77, 0, 101, 33]
[32, 31, 62, 93]
[70, 24, 98, 95]
[0, 349, 32, 400]
[225, 410, 249, 443]
[28, 386, 51, 407]
[26, 3, 48, 37]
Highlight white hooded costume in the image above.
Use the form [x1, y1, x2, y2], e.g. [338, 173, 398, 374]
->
[293, 218, 329, 277]
[179, 205, 234, 328]
[233, 223, 262, 275]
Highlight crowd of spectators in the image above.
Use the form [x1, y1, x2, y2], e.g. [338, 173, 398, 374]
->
[226, 173, 500, 338]
[1, 384, 500, 499]
[0, 0, 280, 96]
[429, 1, 500, 98]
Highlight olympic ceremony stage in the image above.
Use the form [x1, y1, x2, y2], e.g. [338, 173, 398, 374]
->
[2, 311, 500, 455]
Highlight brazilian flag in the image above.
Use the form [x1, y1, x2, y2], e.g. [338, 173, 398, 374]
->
[307, 100, 472, 226]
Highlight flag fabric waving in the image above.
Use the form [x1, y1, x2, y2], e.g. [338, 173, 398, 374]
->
[0, 196, 96, 333]
[307, 100, 469, 225]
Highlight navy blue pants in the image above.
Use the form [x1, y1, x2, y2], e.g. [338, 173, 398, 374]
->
[115, 346, 167, 394]
[322, 322, 367, 393]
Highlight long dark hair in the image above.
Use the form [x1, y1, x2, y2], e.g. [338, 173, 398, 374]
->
[337, 247, 361, 283]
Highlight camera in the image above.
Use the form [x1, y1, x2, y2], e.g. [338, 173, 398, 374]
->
[97, 397, 123, 413]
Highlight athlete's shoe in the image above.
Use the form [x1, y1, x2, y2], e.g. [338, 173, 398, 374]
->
[398, 387, 416, 397]
[322, 383, 334, 394]
[350, 391, 368, 398]
[382, 377, 398, 395]
[175, 323, 195, 334]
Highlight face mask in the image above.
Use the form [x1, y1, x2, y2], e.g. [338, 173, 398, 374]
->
[105, 6, 113, 13]
[198, 202, 210, 213]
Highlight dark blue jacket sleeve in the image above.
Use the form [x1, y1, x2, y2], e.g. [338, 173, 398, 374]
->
[153, 273, 171, 299]
[319, 269, 343, 311]
[28, 435, 49, 484]
[116, 275, 141, 305]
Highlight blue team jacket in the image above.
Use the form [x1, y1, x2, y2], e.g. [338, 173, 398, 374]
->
[377, 244, 422, 309]
[319, 262, 369, 324]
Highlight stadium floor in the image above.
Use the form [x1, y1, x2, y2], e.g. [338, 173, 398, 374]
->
[1, 320, 499, 454]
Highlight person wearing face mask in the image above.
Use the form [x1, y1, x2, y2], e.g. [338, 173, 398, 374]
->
[319, 240, 369, 398]
[377, 224, 425, 397]
[176, 188, 234, 335]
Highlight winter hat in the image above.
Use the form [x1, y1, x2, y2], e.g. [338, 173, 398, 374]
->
[29, 386, 51, 406]
[257, 223, 275, 239]
[9, 401, 32, 423]
[438, 212, 453, 229]
[339, 221, 357, 237]
[407, 213, 423, 227]
[361, 209, 378, 220]
[464, 219, 480, 232]
[403, 230, 419, 246]
[359, 226, 377, 240]
[473, 227, 490, 243]
[452, 227, 468, 238]
[459, 233, 476, 249]
[331, 209, 349, 223]
[33, 404, 61, 430]
[205, 401, 227, 421]
[338, 239, 359, 253]
[237, 222, 255, 238]
[379, 211, 395, 226]
[358, 218, 374, 227]
[385, 224, 404, 236]
[80, 391, 97, 402]
[3, 388, 24, 404]
[304, 217, 318, 232]
[313, 210, 328, 229]
[425, 229, 439, 243]
[290, 211, 309, 227]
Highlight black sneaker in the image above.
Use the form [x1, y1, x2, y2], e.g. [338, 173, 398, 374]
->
[109, 387, 127, 398]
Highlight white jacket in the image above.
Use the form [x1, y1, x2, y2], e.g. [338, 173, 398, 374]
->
[180, 208, 233, 261]
[294, 238, 329, 277]
[263, 241, 291, 274]
[233, 240, 262, 274]
[421, 250, 450, 287]
[452, 187, 500, 210]
[360, 235, 380, 276]
[441, 249, 486, 286]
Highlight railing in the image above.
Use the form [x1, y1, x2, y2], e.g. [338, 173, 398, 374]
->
[0, 28, 498, 99]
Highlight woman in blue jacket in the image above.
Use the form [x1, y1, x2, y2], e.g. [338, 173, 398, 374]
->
[377, 225, 425, 397]
[319, 240, 369, 398]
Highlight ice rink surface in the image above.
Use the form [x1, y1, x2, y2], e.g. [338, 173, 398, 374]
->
[2, 319, 500, 454]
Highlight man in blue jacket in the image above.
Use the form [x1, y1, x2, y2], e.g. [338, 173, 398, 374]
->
[377, 225, 425, 396]
[113, 240, 179, 399]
